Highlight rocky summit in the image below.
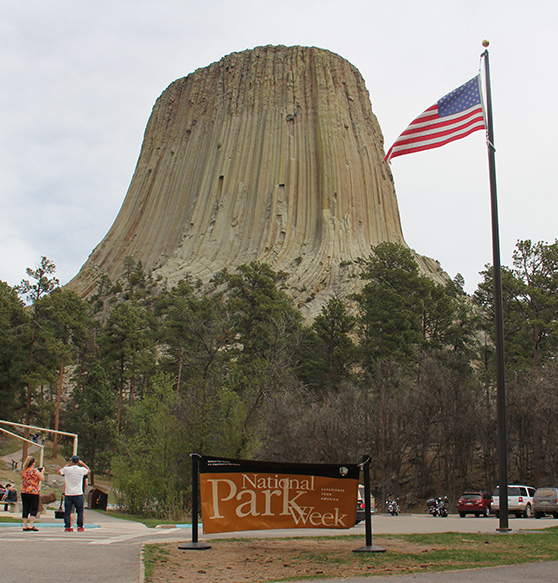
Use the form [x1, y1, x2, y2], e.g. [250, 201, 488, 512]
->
[68, 45, 445, 317]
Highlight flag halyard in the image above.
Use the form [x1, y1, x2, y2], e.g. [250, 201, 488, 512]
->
[385, 75, 486, 162]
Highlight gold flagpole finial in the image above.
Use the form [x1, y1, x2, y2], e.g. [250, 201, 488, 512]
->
[482, 39, 490, 47]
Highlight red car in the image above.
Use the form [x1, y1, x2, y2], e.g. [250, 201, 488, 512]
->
[457, 491, 492, 517]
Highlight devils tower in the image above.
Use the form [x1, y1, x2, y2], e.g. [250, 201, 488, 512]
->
[68, 45, 444, 316]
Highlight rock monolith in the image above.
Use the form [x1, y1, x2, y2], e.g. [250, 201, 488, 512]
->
[68, 45, 445, 317]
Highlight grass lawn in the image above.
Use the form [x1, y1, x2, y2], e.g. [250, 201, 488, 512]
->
[143, 527, 558, 583]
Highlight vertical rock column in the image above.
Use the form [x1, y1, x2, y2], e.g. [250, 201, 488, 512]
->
[68, 45, 407, 316]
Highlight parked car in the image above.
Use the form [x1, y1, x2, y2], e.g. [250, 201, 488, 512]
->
[533, 487, 558, 519]
[491, 485, 535, 518]
[457, 491, 492, 517]
[355, 485, 375, 524]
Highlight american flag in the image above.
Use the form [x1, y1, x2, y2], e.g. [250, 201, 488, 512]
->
[385, 75, 486, 163]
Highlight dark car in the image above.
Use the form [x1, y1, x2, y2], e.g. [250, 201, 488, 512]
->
[534, 487, 558, 519]
[457, 491, 492, 517]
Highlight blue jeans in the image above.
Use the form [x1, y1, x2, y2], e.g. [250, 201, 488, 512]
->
[64, 495, 84, 528]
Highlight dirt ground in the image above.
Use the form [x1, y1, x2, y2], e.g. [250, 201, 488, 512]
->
[146, 536, 437, 583]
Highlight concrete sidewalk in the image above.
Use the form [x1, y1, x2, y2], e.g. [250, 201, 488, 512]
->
[0, 509, 148, 583]
[1, 445, 148, 582]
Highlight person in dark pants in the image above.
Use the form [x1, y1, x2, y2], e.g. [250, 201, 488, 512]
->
[21, 456, 44, 531]
[58, 455, 90, 532]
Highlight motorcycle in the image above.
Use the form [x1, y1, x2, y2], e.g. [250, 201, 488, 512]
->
[386, 499, 400, 516]
[426, 496, 448, 517]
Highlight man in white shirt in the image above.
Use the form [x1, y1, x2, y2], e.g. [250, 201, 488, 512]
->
[58, 455, 90, 532]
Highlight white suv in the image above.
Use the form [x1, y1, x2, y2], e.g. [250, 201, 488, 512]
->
[491, 485, 536, 518]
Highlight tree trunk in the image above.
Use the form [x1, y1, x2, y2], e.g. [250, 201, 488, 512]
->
[22, 381, 33, 461]
[176, 344, 184, 394]
[117, 357, 125, 431]
[52, 356, 65, 458]
[23, 312, 38, 461]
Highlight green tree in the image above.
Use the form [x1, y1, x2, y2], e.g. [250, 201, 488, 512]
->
[224, 262, 303, 455]
[0, 281, 29, 418]
[17, 257, 59, 452]
[225, 262, 303, 361]
[155, 278, 196, 393]
[354, 243, 426, 368]
[474, 239, 558, 370]
[353, 243, 486, 501]
[67, 364, 117, 481]
[511, 240, 558, 368]
[355, 243, 477, 368]
[475, 241, 558, 486]
[112, 374, 189, 518]
[298, 297, 356, 391]
[99, 301, 157, 427]
[39, 288, 89, 457]
[174, 294, 240, 454]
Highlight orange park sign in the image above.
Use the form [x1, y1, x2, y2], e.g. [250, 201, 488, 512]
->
[199, 456, 359, 534]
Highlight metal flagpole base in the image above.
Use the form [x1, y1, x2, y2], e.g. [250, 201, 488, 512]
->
[178, 541, 212, 550]
[353, 545, 386, 553]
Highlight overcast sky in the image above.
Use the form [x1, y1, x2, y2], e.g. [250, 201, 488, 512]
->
[1, 0, 556, 294]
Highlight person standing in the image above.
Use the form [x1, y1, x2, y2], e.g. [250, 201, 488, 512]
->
[21, 456, 44, 531]
[58, 455, 90, 532]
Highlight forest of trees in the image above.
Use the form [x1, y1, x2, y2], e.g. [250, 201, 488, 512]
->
[1, 239, 557, 518]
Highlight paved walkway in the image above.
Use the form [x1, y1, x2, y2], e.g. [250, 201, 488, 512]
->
[1, 443, 42, 469]
[1, 509, 148, 583]
[0, 507, 200, 583]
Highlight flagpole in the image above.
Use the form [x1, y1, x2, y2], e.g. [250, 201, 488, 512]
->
[481, 41, 510, 533]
